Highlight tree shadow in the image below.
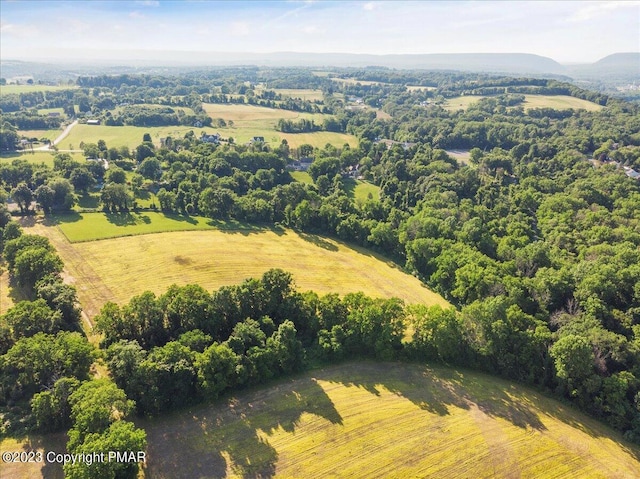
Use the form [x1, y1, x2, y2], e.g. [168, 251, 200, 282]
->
[161, 212, 198, 225]
[141, 376, 342, 479]
[44, 212, 83, 226]
[18, 432, 68, 479]
[297, 232, 339, 252]
[77, 193, 99, 209]
[314, 362, 546, 431]
[105, 212, 137, 226]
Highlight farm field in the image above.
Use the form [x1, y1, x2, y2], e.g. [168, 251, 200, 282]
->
[443, 94, 604, 112]
[17, 128, 63, 142]
[25, 216, 449, 318]
[63, 124, 220, 150]
[271, 88, 325, 101]
[0, 84, 77, 95]
[521, 94, 604, 111]
[141, 361, 640, 479]
[203, 103, 358, 148]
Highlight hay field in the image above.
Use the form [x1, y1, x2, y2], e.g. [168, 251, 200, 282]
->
[27, 220, 449, 318]
[521, 94, 603, 111]
[443, 94, 603, 112]
[271, 89, 325, 101]
[18, 129, 63, 142]
[63, 124, 220, 150]
[142, 361, 640, 479]
[0, 84, 76, 95]
[203, 103, 357, 148]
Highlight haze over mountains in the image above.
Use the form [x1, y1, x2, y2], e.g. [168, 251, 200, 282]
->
[1, 52, 638, 84]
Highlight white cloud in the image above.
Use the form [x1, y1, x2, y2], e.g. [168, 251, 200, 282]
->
[129, 11, 145, 19]
[135, 0, 160, 6]
[363, 2, 375, 11]
[568, 0, 640, 22]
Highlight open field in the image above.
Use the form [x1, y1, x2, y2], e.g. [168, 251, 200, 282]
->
[140, 361, 640, 479]
[443, 94, 604, 112]
[112, 103, 195, 115]
[330, 78, 390, 86]
[63, 124, 220, 150]
[406, 85, 437, 91]
[271, 89, 324, 102]
[25, 215, 449, 318]
[446, 149, 472, 165]
[344, 178, 381, 202]
[443, 95, 488, 111]
[0, 433, 67, 479]
[289, 171, 314, 184]
[0, 84, 77, 95]
[521, 94, 604, 111]
[0, 151, 84, 168]
[17, 129, 63, 142]
[203, 103, 357, 148]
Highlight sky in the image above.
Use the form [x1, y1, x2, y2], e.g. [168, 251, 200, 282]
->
[1, 0, 639, 64]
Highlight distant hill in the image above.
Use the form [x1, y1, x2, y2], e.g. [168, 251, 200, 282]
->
[2, 51, 637, 84]
[567, 52, 640, 82]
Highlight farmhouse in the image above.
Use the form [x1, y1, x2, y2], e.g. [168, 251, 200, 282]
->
[251, 136, 265, 143]
[287, 157, 313, 171]
[86, 119, 101, 125]
[201, 133, 221, 144]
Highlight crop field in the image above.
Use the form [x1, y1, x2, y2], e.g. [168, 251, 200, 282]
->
[0, 84, 77, 95]
[26, 216, 449, 318]
[141, 361, 640, 479]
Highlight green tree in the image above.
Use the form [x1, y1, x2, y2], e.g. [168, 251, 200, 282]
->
[11, 182, 33, 214]
[13, 247, 63, 290]
[35, 184, 55, 214]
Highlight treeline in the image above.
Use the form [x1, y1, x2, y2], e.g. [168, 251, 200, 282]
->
[105, 105, 212, 128]
[95, 269, 405, 416]
[0, 212, 146, 479]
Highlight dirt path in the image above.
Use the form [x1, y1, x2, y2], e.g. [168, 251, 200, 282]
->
[34, 119, 78, 150]
[24, 219, 117, 327]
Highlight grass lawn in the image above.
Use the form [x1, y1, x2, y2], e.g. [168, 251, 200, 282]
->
[344, 178, 381, 203]
[289, 171, 314, 184]
[140, 361, 640, 479]
[26, 215, 449, 319]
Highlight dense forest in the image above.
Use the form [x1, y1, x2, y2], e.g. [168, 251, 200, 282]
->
[2, 68, 640, 471]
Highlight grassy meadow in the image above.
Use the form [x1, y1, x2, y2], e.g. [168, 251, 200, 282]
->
[0, 84, 77, 95]
[443, 94, 603, 112]
[202, 103, 358, 148]
[18, 128, 64, 142]
[26, 216, 448, 319]
[140, 361, 640, 479]
[0, 151, 85, 168]
[269, 88, 325, 102]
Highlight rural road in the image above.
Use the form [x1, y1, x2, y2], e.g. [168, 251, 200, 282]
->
[35, 119, 78, 150]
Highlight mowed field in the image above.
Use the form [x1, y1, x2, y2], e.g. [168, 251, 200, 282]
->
[0, 84, 77, 95]
[203, 103, 357, 149]
[26, 215, 448, 319]
[443, 94, 603, 112]
[140, 361, 640, 479]
[63, 124, 220, 150]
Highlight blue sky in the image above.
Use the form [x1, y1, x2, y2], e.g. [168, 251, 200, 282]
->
[1, 1, 639, 63]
